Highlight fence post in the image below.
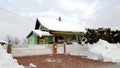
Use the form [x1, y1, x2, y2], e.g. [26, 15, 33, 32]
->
[7, 44, 12, 53]
[64, 42, 66, 54]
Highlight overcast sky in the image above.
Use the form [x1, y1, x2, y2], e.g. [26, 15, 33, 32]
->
[0, 0, 120, 41]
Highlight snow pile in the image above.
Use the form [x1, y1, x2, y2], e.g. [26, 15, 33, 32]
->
[89, 39, 120, 62]
[66, 39, 120, 62]
[29, 63, 37, 68]
[0, 45, 24, 68]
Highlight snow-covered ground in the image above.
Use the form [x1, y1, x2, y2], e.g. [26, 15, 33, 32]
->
[0, 45, 24, 68]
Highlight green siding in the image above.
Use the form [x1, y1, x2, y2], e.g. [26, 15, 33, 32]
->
[63, 35, 75, 42]
[48, 37, 53, 44]
[43, 37, 53, 44]
[66, 35, 74, 41]
[28, 31, 83, 44]
[28, 33, 37, 44]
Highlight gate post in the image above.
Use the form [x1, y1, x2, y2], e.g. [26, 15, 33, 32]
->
[7, 44, 12, 53]
[53, 43, 57, 54]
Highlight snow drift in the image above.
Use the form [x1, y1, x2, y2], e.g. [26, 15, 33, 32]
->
[66, 39, 120, 63]
[0, 45, 24, 68]
[89, 39, 120, 62]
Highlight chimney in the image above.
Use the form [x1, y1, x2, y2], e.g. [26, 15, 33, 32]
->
[58, 16, 61, 21]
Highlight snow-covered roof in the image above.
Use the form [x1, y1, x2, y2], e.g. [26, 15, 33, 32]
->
[33, 30, 52, 37]
[0, 40, 8, 44]
[38, 18, 85, 32]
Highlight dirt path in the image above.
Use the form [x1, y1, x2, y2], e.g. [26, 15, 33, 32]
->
[15, 54, 113, 68]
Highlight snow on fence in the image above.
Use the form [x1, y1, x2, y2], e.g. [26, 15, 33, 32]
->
[12, 44, 53, 57]
[11, 40, 120, 63]
[66, 44, 89, 56]
[11, 44, 90, 57]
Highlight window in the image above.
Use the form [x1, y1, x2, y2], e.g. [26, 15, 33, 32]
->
[55, 36, 64, 43]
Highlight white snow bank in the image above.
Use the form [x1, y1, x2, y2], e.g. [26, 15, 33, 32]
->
[89, 39, 120, 62]
[0, 45, 24, 68]
[65, 40, 120, 63]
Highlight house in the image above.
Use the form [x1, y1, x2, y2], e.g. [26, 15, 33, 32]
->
[27, 17, 85, 44]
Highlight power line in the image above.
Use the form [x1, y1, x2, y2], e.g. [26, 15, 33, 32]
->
[0, 7, 33, 22]
[6, 0, 39, 21]
[6, 0, 37, 22]
[5, 0, 34, 22]
[7, 0, 23, 13]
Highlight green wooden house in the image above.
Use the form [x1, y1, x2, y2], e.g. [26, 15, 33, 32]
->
[27, 17, 85, 44]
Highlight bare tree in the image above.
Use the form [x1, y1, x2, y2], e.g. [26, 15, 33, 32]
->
[22, 38, 28, 45]
[5, 35, 20, 45]
[5, 35, 13, 44]
[13, 37, 20, 45]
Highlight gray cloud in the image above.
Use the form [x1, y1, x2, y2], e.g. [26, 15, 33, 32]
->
[82, 0, 120, 28]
